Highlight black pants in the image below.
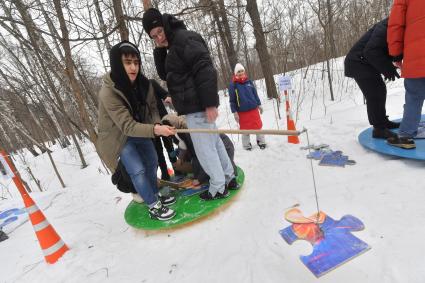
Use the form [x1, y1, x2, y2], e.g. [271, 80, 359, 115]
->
[153, 136, 174, 180]
[354, 76, 387, 128]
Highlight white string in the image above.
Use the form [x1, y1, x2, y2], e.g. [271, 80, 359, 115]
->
[303, 129, 321, 225]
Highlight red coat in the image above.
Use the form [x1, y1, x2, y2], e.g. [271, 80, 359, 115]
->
[239, 108, 262, 130]
[387, 0, 425, 78]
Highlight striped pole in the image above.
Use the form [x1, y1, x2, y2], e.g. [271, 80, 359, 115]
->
[0, 149, 69, 264]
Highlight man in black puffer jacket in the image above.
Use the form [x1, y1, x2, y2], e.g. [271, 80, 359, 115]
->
[345, 18, 400, 139]
[143, 8, 236, 200]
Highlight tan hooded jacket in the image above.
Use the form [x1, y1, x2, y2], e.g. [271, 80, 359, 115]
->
[97, 73, 160, 172]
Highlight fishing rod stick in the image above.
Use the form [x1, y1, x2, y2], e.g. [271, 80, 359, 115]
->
[175, 128, 304, 136]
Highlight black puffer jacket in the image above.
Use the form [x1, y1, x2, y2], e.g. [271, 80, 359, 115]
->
[153, 14, 219, 115]
[150, 79, 169, 118]
[344, 18, 397, 78]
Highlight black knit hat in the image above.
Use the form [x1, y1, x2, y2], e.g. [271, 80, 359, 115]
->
[142, 8, 163, 36]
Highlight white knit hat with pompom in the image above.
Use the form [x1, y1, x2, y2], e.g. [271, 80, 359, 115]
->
[234, 63, 245, 75]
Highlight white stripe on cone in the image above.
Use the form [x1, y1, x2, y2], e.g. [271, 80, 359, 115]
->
[33, 220, 50, 232]
[42, 239, 66, 256]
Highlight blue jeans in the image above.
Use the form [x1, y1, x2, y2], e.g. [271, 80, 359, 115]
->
[186, 112, 235, 196]
[399, 78, 425, 138]
[120, 137, 158, 206]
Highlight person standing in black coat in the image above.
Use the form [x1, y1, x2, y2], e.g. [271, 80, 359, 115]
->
[142, 8, 237, 200]
[345, 18, 400, 139]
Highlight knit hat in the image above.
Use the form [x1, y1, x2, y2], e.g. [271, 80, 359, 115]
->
[142, 8, 164, 36]
[109, 40, 140, 90]
[234, 63, 245, 75]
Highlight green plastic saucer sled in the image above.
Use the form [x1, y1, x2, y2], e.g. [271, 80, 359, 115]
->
[124, 167, 245, 230]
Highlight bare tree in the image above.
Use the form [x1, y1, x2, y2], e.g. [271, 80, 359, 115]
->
[112, 0, 129, 40]
[53, 0, 98, 146]
[245, 0, 279, 99]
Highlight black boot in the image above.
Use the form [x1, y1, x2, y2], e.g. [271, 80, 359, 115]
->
[257, 140, 266, 150]
[200, 188, 229, 200]
[226, 177, 239, 190]
[385, 117, 400, 129]
[372, 128, 397, 139]
[244, 143, 253, 151]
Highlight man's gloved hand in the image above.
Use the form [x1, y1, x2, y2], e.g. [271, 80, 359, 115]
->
[233, 112, 239, 123]
[384, 68, 400, 81]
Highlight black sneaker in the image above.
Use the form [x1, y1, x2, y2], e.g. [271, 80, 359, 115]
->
[257, 141, 266, 149]
[158, 194, 176, 206]
[199, 188, 229, 200]
[372, 128, 397, 139]
[387, 136, 416, 149]
[226, 177, 239, 190]
[149, 201, 176, 221]
[244, 143, 253, 151]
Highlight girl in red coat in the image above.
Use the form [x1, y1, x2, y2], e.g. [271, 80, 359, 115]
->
[229, 63, 266, 150]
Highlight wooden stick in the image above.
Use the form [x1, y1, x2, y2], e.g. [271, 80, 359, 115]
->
[175, 128, 303, 136]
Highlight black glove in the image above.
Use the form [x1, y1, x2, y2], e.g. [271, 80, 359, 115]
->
[392, 54, 403, 62]
[384, 68, 400, 81]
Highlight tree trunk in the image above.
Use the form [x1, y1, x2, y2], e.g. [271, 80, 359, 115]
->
[323, 32, 335, 101]
[326, 0, 337, 58]
[27, 147, 39, 157]
[47, 150, 66, 188]
[216, 0, 238, 70]
[53, 0, 98, 145]
[245, 0, 279, 99]
[241, 30, 253, 79]
[212, 19, 230, 87]
[93, 0, 112, 53]
[210, 3, 234, 79]
[18, 153, 43, 192]
[325, 58, 335, 101]
[50, 98, 88, 168]
[112, 0, 129, 40]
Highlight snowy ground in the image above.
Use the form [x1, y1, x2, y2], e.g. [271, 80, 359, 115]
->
[1, 59, 425, 283]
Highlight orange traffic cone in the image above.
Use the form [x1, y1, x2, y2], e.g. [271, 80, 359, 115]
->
[0, 149, 69, 264]
[25, 197, 69, 263]
[283, 90, 300, 144]
[287, 119, 300, 144]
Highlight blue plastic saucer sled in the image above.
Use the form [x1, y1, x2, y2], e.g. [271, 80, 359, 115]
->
[358, 115, 425, 160]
